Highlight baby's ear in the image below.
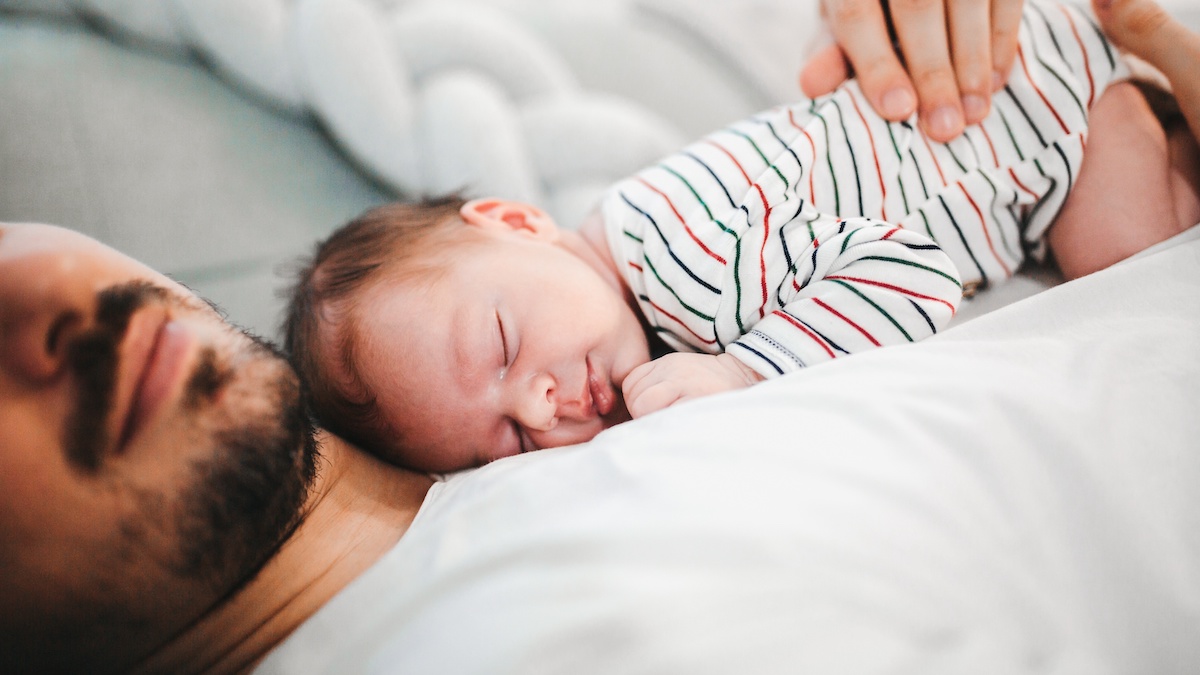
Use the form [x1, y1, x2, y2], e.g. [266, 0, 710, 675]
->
[460, 198, 558, 241]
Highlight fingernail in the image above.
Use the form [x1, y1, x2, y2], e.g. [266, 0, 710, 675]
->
[992, 70, 1005, 92]
[928, 105, 963, 139]
[881, 87, 916, 118]
[962, 94, 988, 122]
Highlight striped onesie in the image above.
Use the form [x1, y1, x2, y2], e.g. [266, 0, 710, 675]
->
[599, 0, 1129, 378]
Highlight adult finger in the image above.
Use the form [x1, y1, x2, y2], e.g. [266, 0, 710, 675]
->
[824, 0, 918, 120]
[890, 0, 964, 141]
[990, 0, 1026, 92]
[799, 42, 853, 99]
[1094, 0, 1175, 57]
[1094, 0, 1200, 144]
[948, 0, 994, 124]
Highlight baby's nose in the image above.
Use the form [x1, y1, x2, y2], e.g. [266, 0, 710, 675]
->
[513, 372, 558, 432]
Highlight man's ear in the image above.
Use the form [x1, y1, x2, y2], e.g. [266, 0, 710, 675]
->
[460, 198, 559, 241]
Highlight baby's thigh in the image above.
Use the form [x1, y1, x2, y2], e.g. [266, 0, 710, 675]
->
[1048, 81, 1178, 280]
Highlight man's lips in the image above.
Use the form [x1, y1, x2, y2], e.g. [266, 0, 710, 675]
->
[113, 310, 194, 450]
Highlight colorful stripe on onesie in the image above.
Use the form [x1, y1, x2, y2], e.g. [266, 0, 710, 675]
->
[600, 0, 1128, 379]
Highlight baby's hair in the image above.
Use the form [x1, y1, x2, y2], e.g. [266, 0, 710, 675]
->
[282, 195, 470, 458]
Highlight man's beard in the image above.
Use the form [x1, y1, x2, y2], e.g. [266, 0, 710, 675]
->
[62, 281, 318, 594]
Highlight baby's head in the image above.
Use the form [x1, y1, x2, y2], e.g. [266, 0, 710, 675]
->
[285, 196, 651, 473]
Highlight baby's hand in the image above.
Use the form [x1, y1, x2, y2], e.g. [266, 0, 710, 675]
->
[621, 352, 765, 419]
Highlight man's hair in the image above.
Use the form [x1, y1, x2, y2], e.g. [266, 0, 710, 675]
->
[283, 195, 470, 458]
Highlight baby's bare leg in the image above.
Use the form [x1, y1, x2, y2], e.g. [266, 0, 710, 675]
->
[1047, 82, 1190, 280]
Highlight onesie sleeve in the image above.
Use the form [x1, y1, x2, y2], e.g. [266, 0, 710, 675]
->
[728, 207, 963, 379]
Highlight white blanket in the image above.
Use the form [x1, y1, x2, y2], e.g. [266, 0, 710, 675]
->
[259, 234, 1200, 674]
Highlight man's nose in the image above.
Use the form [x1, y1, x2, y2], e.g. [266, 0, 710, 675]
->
[511, 372, 559, 432]
[0, 262, 94, 384]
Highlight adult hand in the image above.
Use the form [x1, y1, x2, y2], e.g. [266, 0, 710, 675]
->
[1092, 0, 1200, 144]
[621, 352, 764, 419]
[1092, 0, 1178, 54]
[799, 0, 1026, 143]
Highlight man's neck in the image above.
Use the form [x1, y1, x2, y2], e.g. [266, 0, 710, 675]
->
[134, 432, 435, 674]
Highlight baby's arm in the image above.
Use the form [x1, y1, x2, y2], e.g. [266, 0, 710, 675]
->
[727, 213, 962, 381]
[624, 214, 961, 419]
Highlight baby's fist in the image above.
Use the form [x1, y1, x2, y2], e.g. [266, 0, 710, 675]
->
[621, 352, 765, 419]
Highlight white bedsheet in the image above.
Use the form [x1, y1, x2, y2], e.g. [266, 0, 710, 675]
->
[259, 234, 1200, 674]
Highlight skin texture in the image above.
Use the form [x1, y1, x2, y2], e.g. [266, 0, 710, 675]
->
[801, 0, 1026, 141]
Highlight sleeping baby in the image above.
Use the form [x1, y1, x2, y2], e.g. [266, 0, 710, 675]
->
[284, 0, 1199, 473]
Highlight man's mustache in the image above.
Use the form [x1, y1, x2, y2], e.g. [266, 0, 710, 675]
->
[63, 282, 168, 473]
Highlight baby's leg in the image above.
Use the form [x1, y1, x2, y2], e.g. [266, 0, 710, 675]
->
[1046, 81, 1197, 280]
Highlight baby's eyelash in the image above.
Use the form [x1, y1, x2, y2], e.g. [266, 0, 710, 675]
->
[496, 310, 509, 365]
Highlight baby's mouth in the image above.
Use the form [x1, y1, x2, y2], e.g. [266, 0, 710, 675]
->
[586, 357, 615, 417]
